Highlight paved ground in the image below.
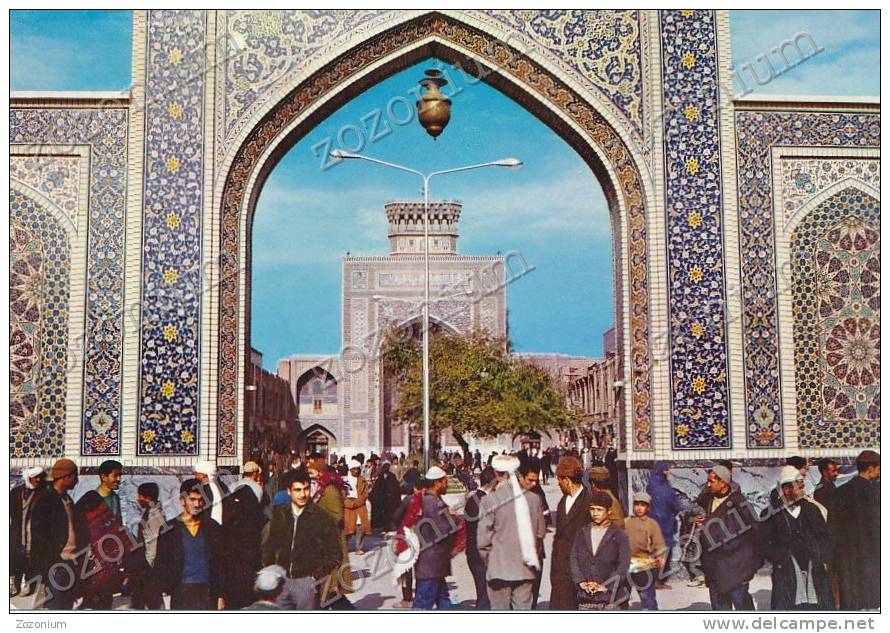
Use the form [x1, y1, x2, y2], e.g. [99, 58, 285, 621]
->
[11, 479, 773, 611]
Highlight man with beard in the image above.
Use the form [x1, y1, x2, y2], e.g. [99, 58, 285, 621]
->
[370, 461, 402, 533]
[194, 459, 229, 527]
[306, 453, 352, 607]
[10, 466, 46, 597]
[762, 466, 834, 610]
[222, 461, 267, 609]
[831, 450, 880, 610]
[695, 465, 761, 610]
[478, 455, 546, 610]
[813, 458, 840, 516]
[549, 456, 592, 610]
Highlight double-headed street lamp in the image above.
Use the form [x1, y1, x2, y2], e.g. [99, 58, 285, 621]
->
[329, 149, 522, 471]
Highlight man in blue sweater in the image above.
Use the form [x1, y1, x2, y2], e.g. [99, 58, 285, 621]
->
[156, 479, 226, 610]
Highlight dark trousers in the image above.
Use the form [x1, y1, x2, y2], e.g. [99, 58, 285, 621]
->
[468, 558, 490, 610]
[172, 582, 211, 610]
[630, 571, 658, 610]
[41, 563, 78, 610]
[81, 591, 114, 610]
[401, 570, 414, 602]
[531, 568, 542, 610]
[708, 582, 755, 611]
[130, 570, 164, 609]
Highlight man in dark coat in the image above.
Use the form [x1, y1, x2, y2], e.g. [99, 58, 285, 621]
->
[156, 478, 226, 610]
[647, 461, 682, 587]
[569, 490, 631, 610]
[402, 460, 422, 493]
[550, 456, 592, 610]
[10, 466, 46, 597]
[261, 468, 342, 610]
[830, 450, 880, 610]
[463, 467, 496, 609]
[413, 467, 459, 610]
[518, 460, 550, 608]
[76, 459, 128, 610]
[695, 465, 761, 610]
[813, 458, 840, 516]
[222, 461, 267, 609]
[370, 461, 402, 531]
[29, 459, 81, 610]
[762, 466, 834, 610]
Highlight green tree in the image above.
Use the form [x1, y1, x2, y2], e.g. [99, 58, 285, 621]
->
[381, 327, 579, 460]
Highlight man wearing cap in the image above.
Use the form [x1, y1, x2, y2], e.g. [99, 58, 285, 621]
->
[625, 492, 666, 610]
[477, 454, 547, 610]
[694, 465, 760, 610]
[29, 458, 81, 609]
[221, 461, 267, 609]
[550, 456, 592, 610]
[370, 460, 402, 533]
[194, 459, 229, 526]
[412, 466, 459, 610]
[761, 466, 833, 610]
[569, 491, 631, 610]
[243, 565, 286, 610]
[831, 450, 880, 610]
[344, 459, 370, 554]
[10, 466, 46, 597]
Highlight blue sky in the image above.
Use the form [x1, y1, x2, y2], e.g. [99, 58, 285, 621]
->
[11, 10, 879, 368]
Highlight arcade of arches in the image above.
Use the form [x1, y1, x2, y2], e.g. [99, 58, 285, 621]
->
[10, 11, 880, 489]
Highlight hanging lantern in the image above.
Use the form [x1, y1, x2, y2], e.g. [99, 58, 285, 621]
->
[416, 68, 451, 139]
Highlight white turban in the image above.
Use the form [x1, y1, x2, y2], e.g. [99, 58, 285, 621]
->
[194, 459, 217, 476]
[349, 459, 362, 470]
[23, 466, 44, 489]
[492, 454, 520, 473]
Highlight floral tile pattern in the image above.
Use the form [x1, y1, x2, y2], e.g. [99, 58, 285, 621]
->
[734, 110, 880, 448]
[10, 106, 128, 456]
[10, 156, 81, 229]
[138, 10, 206, 456]
[792, 188, 880, 448]
[660, 10, 730, 449]
[9, 191, 70, 458]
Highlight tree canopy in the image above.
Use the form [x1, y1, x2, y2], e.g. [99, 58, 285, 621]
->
[381, 327, 579, 457]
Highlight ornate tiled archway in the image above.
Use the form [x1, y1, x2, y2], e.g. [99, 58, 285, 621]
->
[215, 12, 655, 458]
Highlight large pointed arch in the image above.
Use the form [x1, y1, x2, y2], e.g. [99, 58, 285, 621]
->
[213, 12, 655, 459]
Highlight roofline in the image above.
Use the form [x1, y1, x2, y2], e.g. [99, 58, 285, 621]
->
[10, 90, 131, 107]
[733, 94, 879, 111]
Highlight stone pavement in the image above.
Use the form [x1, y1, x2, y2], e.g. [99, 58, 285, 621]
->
[11, 479, 773, 611]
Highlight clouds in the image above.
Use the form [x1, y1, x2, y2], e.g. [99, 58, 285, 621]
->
[11, 10, 132, 91]
[730, 10, 879, 97]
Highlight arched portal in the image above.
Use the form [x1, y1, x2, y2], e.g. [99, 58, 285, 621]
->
[215, 12, 654, 460]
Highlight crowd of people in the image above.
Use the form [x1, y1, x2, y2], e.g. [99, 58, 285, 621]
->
[8, 447, 880, 611]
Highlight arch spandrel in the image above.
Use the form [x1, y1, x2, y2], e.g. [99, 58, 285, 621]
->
[214, 12, 656, 458]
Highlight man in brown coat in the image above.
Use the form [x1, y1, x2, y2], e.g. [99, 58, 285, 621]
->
[343, 460, 370, 554]
[549, 456, 592, 610]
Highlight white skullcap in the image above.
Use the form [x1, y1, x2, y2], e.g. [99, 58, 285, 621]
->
[778, 465, 804, 486]
[349, 459, 362, 470]
[254, 565, 287, 592]
[425, 466, 447, 480]
[194, 459, 217, 476]
[492, 454, 520, 473]
[22, 466, 44, 480]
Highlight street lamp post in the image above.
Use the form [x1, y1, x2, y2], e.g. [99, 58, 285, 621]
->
[329, 150, 521, 471]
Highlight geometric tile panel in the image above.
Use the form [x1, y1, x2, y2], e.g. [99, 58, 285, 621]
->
[138, 10, 207, 455]
[660, 10, 730, 449]
[10, 106, 129, 456]
[9, 190, 70, 458]
[792, 188, 880, 448]
[734, 110, 880, 448]
[780, 158, 879, 227]
[10, 156, 81, 229]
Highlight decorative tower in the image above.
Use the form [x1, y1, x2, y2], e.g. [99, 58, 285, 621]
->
[385, 200, 462, 255]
